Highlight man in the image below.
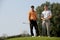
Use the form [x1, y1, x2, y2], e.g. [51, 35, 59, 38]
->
[28, 5, 40, 37]
[41, 5, 52, 37]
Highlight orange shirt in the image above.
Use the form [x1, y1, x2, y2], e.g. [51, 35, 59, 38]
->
[29, 10, 37, 21]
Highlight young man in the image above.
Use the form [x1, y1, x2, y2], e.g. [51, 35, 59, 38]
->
[41, 5, 52, 37]
[28, 5, 40, 37]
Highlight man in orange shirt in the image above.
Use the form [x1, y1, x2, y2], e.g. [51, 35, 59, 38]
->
[28, 5, 40, 37]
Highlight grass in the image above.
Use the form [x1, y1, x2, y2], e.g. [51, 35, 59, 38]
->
[7, 37, 60, 40]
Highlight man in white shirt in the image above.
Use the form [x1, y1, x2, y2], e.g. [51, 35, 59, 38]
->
[41, 5, 52, 37]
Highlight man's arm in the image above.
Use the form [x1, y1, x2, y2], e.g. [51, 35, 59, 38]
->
[41, 13, 45, 20]
[28, 12, 31, 21]
[48, 11, 52, 19]
[48, 15, 52, 19]
[35, 11, 38, 20]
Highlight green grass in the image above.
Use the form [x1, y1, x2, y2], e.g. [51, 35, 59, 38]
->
[7, 37, 60, 40]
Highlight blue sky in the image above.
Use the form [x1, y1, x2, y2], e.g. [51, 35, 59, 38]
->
[0, 0, 60, 36]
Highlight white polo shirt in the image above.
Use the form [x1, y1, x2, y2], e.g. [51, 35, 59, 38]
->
[41, 10, 52, 19]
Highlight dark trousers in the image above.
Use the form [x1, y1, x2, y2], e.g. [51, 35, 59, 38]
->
[30, 20, 39, 36]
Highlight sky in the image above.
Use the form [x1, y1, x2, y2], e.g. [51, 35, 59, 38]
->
[0, 0, 60, 36]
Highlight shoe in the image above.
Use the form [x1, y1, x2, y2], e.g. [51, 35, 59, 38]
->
[32, 36, 35, 37]
[48, 36, 50, 37]
[38, 36, 40, 37]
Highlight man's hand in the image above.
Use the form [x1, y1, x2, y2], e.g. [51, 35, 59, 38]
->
[41, 18, 45, 21]
[43, 18, 46, 21]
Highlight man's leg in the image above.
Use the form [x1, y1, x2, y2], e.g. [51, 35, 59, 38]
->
[46, 20, 50, 37]
[42, 21, 46, 36]
[34, 21, 40, 36]
[30, 24, 34, 36]
[30, 20, 34, 36]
